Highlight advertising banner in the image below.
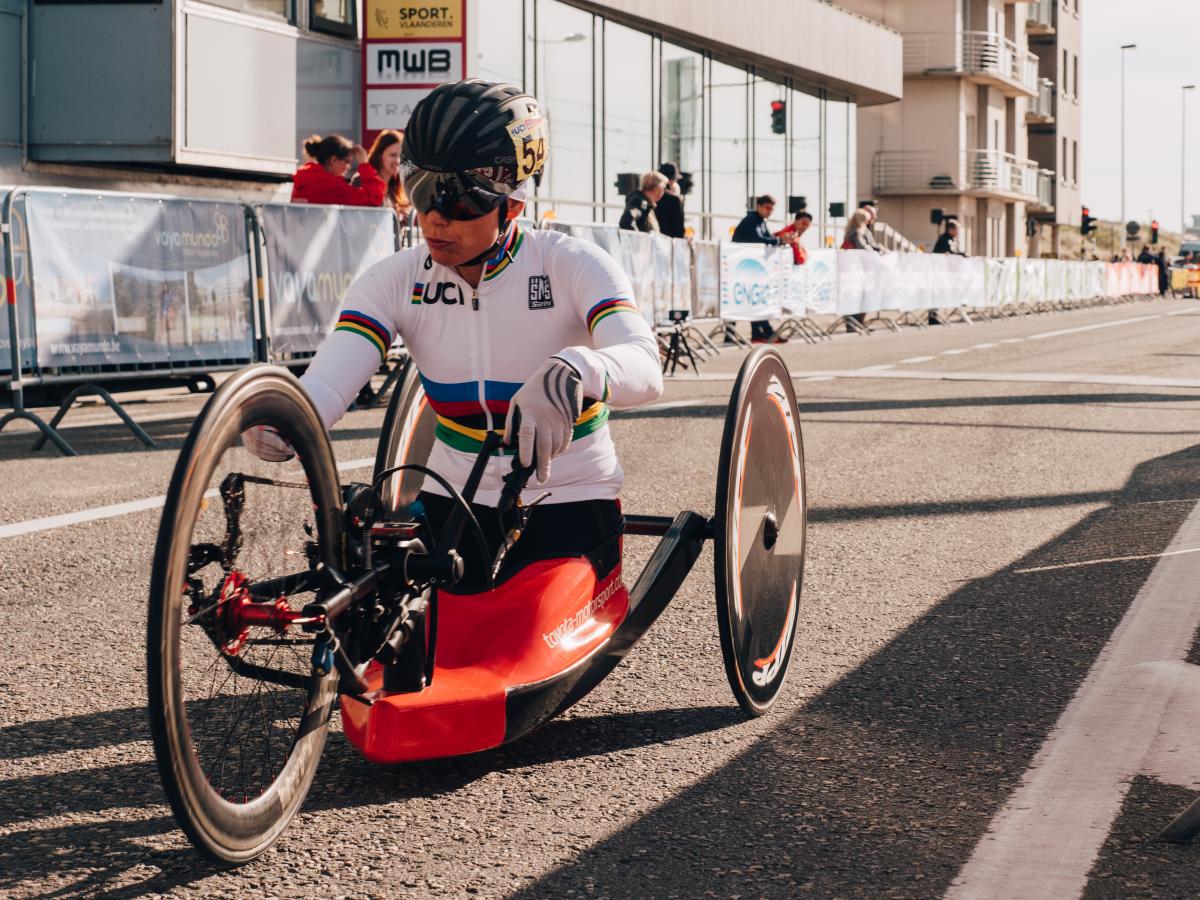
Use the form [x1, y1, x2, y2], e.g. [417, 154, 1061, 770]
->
[259, 203, 398, 359]
[802, 248, 838, 316]
[0, 191, 35, 375]
[650, 232, 674, 324]
[719, 243, 785, 322]
[692, 241, 720, 319]
[18, 191, 254, 370]
[616, 229, 656, 326]
[671, 237, 693, 315]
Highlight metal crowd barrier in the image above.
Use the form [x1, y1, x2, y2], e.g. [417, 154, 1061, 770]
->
[0, 190, 1170, 454]
[0, 189, 402, 455]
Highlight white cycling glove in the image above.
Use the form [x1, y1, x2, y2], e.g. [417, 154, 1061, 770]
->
[504, 356, 583, 484]
[242, 425, 296, 462]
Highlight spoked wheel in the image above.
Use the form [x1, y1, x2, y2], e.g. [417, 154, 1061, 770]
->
[147, 365, 344, 863]
[373, 358, 437, 515]
[714, 348, 807, 716]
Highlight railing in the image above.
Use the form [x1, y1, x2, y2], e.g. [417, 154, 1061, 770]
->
[1026, 0, 1055, 32]
[1032, 169, 1056, 211]
[1028, 78, 1055, 121]
[903, 31, 1040, 96]
[872, 221, 918, 253]
[872, 149, 1043, 201]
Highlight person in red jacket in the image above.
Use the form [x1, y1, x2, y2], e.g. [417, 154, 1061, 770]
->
[290, 133, 387, 207]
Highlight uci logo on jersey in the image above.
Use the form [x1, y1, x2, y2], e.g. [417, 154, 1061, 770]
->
[422, 282, 462, 305]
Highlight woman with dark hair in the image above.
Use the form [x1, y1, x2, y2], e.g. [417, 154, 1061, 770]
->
[291, 133, 387, 207]
[361, 129, 413, 221]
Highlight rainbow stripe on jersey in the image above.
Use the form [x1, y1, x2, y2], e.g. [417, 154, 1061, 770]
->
[586, 297, 638, 333]
[334, 310, 391, 361]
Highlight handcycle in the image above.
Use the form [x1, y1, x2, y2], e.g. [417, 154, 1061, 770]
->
[146, 347, 807, 863]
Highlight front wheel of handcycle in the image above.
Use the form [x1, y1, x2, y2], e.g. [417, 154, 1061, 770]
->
[146, 365, 344, 863]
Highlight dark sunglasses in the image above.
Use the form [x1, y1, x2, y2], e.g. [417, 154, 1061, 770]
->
[402, 164, 512, 222]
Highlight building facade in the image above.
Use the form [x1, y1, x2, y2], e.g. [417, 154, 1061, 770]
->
[0, 0, 902, 242]
[838, 0, 1078, 258]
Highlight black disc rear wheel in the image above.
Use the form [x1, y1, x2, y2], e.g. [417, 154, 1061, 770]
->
[147, 365, 344, 863]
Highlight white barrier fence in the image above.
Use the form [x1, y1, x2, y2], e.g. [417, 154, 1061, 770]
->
[544, 220, 1160, 326]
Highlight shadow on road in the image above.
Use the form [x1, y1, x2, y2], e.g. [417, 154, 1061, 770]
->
[507, 442, 1200, 898]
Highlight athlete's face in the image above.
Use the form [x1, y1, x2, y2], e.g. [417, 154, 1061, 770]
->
[418, 200, 522, 268]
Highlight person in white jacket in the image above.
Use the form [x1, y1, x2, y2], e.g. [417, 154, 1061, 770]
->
[245, 79, 662, 589]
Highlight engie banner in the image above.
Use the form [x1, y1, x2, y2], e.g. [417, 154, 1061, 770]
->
[259, 204, 398, 359]
[719, 243, 786, 321]
[17, 191, 254, 370]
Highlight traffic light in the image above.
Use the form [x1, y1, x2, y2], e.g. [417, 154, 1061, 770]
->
[1080, 206, 1094, 236]
[1151, 219, 1160, 244]
[770, 100, 786, 135]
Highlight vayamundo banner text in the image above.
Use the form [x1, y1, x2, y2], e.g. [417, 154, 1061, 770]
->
[259, 204, 398, 359]
[20, 190, 254, 370]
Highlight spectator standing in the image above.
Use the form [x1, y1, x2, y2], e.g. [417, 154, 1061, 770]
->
[359, 129, 413, 222]
[859, 201, 888, 253]
[775, 210, 812, 265]
[292, 134, 387, 207]
[1156, 249, 1170, 295]
[1137, 245, 1155, 265]
[930, 218, 965, 325]
[932, 219, 966, 256]
[654, 162, 686, 239]
[733, 194, 795, 342]
[841, 207, 881, 331]
[619, 171, 667, 233]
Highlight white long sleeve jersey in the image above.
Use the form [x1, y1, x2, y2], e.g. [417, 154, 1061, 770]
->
[301, 223, 663, 506]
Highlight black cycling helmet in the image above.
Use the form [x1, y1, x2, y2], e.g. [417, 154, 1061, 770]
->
[401, 79, 548, 220]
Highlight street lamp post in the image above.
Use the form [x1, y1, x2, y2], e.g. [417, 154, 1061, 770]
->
[1184, 85, 1196, 237]
[1120, 43, 1137, 228]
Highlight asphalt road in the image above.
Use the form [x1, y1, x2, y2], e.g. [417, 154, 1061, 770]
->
[3, 298, 1200, 898]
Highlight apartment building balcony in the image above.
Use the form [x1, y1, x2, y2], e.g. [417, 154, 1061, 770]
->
[903, 31, 1039, 98]
[1028, 169, 1057, 215]
[872, 149, 1044, 203]
[1026, 78, 1056, 126]
[1025, 0, 1055, 35]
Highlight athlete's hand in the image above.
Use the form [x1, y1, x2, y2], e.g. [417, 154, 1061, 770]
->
[504, 356, 583, 484]
[242, 425, 295, 462]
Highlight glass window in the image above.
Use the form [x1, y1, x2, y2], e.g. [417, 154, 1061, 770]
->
[476, 0, 524, 86]
[752, 73, 788, 237]
[200, 0, 292, 23]
[661, 41, 703, 232]
[602, 21, 654, 222]
[708, 59, 748, 239]
[789, 86, 821, 243]
[825, 96, 854, 236]
[310, 0, 354, 37]
[534, 0, 594, 222]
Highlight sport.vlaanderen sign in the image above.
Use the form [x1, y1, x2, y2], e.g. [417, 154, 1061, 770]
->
[362, 0, 468, 147]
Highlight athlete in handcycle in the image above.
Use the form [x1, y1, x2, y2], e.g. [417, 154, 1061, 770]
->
[146, 80, 808, 863]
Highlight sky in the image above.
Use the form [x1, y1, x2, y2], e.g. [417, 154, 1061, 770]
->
[1081, 0, 1200, 232]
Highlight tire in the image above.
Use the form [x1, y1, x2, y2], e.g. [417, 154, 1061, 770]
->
[147, 365, 344, 864]
[713, 348, 807, 716]
[373, 358, 438, 515]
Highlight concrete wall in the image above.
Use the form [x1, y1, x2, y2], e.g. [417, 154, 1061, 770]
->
[563, 0, 903, 105]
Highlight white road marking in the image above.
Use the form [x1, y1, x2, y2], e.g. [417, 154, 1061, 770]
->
[941, 348, 971, 355]
[899, 356, 937, 364]
[0, 457, 376, 540]
[1027, 314, 1161, 341]
[947, 498, 1200, 900]
[687, 369, 1200, 389]
[1012, 545, 1200, 574]
[859, 364, 896, 371]
[1000, 338, 1025, 344]
[1165, 308, 1200, 316]
[972, 343, 998, 350]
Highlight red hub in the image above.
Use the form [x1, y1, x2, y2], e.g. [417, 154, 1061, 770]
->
[215, 571, 311, 656]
